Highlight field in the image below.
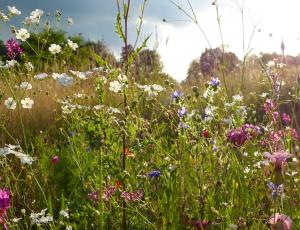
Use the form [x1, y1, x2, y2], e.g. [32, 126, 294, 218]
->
[0, 1, 299, 229]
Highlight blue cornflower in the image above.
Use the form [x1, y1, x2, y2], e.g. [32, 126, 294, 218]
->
[171, 90, 182, 99]
[148, 170, 162, 179]
[210, 77, 220, 87]
[178, 107, 187, 118]
[267, 182, 283, 198]
[179, 122, 189, 129]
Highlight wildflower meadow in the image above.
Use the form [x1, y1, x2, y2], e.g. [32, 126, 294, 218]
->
[0, 0, 300, 229]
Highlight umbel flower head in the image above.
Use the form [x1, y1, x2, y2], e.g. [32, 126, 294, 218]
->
[268, 213, 292, 230]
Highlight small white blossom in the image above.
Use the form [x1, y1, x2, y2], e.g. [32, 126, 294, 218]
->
[49, 44, 61, 55]
[232, 94, 243, 102]
[19, 82, 32, 90]
[8, 6, 21, 16]
[59, 209, 69, 219]
[30, 209, 53, 225]
[109, 81, 124, 93]
[6, 59, 18, 67]
[67, 17, 73, 25]
[25, 9, 43, 24]
[21, 97, 34, 109]
[34, 73, 48, 80]
[4, 97, 17, 110]
[56, 73, 74, 86]
[16, 28, 30, 42]
[0, 12, 9, 22]
[67, 39, 78, 51]
[25, 62, 34, 71]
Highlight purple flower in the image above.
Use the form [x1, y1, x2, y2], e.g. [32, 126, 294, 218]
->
[102, 186, 117, 201]
[227, 128, 248, 147]
[51, 155, 60, 165]
[171, 90, 182, 99]
[121, 190, 143, 203]
[264, 99, 275, 114]
[273, 111, 279, 122]
[148, 170, 161, 179]
[228, 124, 260, 147]
[179, 122, 189, 129]
[210, 77, 220, 87]
[5, 38, 23, 59]
[88, 190, 100, 203]
[178, 107, 187, 118]
[282, 113, 291, 125]
[268, 213, 292, 230]
[192, 220, 209, 230]
[0, 189, 10, 211]
[267, 182, 283, 198]
[264, 151, 293, 172]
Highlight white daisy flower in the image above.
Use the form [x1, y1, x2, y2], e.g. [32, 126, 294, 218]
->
[19, 82, 32, 90]
[67, 39, 78, 51]
[16, 28, 30, 42]
[8, 6, 21, 15]
[4, 97, 17, 110]
[21, 97, 34, 109]
[49, 44, 61, 55]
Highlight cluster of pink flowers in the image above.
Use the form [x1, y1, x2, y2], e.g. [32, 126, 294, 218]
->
[0, 189, 10, 230]
[121, 190, 143, 203]
[5, 38, 23, 59]
[227, 124, 260, 147]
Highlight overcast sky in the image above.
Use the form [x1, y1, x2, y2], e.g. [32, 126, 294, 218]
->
[2, 0, 300, 81]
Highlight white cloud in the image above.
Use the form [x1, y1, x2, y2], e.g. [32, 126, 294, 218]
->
[154, 0, 300, 81]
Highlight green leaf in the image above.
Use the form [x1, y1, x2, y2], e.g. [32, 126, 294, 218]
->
[115, 13, 125, 42]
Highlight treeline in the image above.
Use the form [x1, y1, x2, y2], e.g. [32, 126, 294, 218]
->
[1, 29, 300, 86]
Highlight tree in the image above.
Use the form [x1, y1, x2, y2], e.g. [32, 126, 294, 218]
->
[199, 47, 239, 76]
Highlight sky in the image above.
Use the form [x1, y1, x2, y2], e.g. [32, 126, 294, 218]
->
[2, 0, 300, 81]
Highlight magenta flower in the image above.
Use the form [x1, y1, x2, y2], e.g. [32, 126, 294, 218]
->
[192, 220, 209, 230]
[268, 213, 292, 230]
[264, 151, 293, 171]
[51, 155, 60, 165]
[0, 189, 10, 230]
[264, 99, 275, 114]
[0, 189, 10, 211]
[282, 113, 291, 125]
[291, 128, 299, 140]
[88, 190, 99, 203]
[273, 111, 279, 122]
[5, 38, 23, 59]
[227, 124, 260, 147]
[121, 190, 143, 203]
[103, 186, 117, 201]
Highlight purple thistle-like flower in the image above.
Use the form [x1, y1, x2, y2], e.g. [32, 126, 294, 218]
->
[171, 90, 182, 99]
[264, 151, 293, 172]
[5, 38, 23, 59]
[267, 182, 283, 198]
[0, 189, 10, 211]
[178, 107, 187, 118]
[210, 77, 220, 87]
[227, 128, 248, 147]
[228, 124, 260, 147]
[121, 190, 143, 203]
[148, 170, 161, 179]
